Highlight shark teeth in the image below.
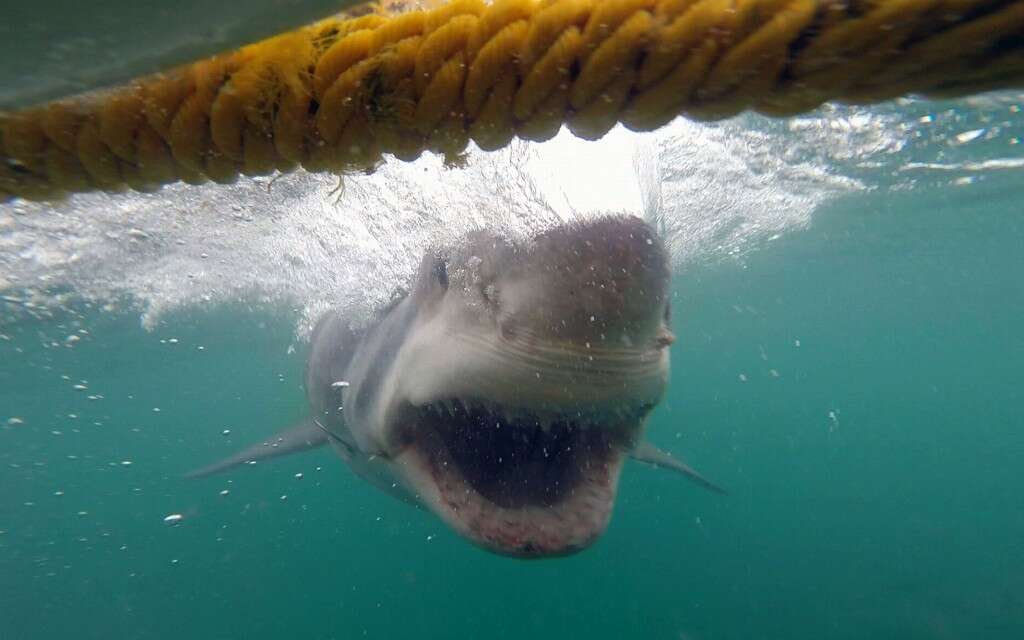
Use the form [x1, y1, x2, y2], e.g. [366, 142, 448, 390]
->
[537, 415, 555, 432]
[420, 397, 649, 435]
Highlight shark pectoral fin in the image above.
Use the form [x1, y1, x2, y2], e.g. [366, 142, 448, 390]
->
[629, 441, 728, 495]
[185, 418, 329, 479]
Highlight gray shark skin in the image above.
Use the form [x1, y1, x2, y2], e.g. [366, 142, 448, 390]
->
[190, 216, 723, 558]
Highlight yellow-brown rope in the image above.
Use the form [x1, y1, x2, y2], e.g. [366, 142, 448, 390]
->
[2, 0, 1022, 201]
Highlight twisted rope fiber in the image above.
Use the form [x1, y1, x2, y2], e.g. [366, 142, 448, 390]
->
[2, 0, 1022, 201]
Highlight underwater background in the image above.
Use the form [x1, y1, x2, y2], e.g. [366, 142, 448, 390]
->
[2, 95, 1023, 639]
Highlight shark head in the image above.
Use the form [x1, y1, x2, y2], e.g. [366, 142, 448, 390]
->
[350, 216, 674, 557]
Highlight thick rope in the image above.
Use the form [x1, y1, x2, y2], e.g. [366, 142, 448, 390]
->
[2, 0, 1022, 201]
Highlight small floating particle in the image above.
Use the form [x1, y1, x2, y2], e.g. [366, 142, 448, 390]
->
[152, 407, 161, 413]
[827, 410, 840, 433]
[280, 495, 288, 501]
[73, 384, 87, 390]
[197, 346, 205, 351]
[331, 381, 350, 388]
[168, 338, 178, 344]
[738, 374, 748, 382]
[51, 430, 63, 436]
[77, 511, 88, 516]
[426, 535, 434, 541]
[6, 417, 24, 426]
[294, 472, 303, 479]
[67, 414, 77, 419]
[127, 228, 149, 239]
[120, 460, 132, 467]
[23, 502, 35, 507]
[53, 490, 64, 497]
[221, 429, 231, 436]
[219, 489, 230, 496]
[769, 369, 780, 378]
[794, 339, 801, 347]
[163, 513, 184, 525]
[954, 128, 984, 144]
[65, 335, 80, 345]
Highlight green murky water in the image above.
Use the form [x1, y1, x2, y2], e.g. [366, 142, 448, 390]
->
[3, 168, 1022, 639]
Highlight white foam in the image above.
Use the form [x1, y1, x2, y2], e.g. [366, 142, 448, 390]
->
[4, 95, 1020, 335]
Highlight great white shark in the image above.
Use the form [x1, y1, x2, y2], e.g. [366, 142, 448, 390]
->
[189, 215, 723, 558]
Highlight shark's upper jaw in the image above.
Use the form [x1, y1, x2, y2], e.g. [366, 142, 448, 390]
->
[393, 398, 646, 558]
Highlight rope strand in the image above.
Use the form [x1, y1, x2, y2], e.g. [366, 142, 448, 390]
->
[2, 0, 1022, 201]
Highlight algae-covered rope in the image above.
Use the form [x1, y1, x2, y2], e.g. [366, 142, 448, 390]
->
[2, 0, 1022, 201]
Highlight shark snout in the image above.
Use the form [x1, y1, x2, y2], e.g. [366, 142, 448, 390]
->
[497, 216, 672, 350]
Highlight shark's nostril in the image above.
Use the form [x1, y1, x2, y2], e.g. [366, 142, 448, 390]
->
[500, 320, 516, 341]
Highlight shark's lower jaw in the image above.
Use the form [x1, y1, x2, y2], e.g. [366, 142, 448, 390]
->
[394, 400, 641, 558]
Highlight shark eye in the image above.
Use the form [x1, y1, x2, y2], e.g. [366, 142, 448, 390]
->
[434, 257, 448, 290]
[482, 283, 497, 304]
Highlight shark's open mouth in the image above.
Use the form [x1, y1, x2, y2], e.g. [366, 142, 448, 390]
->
[395, 399, 642, 557]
